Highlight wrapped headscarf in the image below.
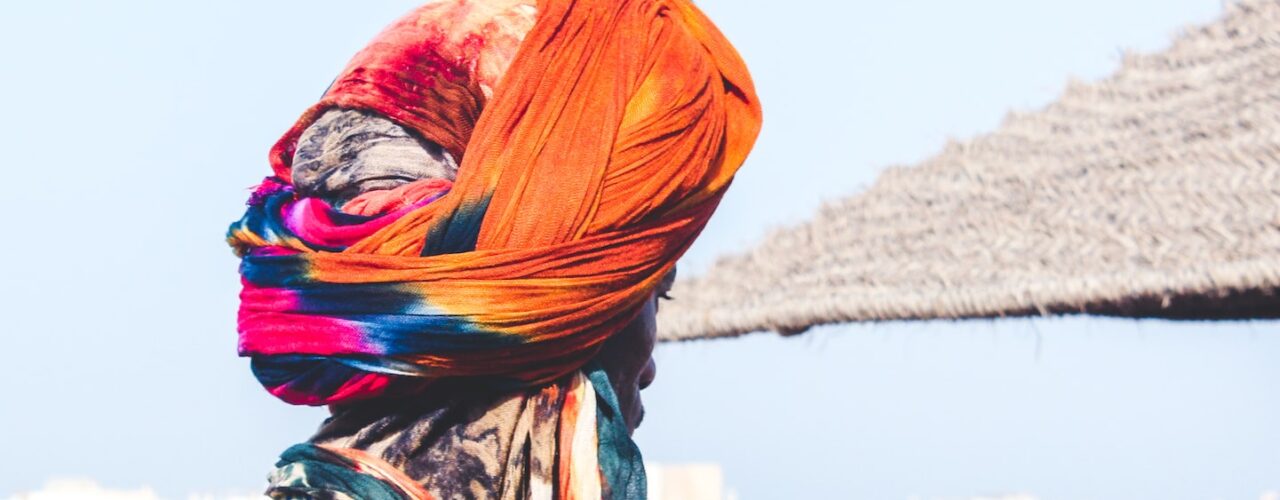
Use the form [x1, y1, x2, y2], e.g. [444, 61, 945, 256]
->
[228, 0, 760, 497]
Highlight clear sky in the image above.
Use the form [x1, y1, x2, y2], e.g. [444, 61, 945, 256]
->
[1, 1, 1275, 499]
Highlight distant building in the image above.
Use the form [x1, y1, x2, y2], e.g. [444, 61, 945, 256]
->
[646, 463, 732, 500]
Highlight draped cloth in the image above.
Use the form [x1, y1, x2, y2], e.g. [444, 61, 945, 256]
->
[228, 0, 760, 497]
[266, 368, 635, 499]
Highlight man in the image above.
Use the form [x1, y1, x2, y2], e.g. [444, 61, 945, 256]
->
[227, 0, 760, 497]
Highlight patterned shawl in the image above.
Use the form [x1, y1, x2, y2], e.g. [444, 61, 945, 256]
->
[228, 0, 760, 497]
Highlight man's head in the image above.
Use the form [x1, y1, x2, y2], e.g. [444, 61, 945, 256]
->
[240, 1, 759, 495]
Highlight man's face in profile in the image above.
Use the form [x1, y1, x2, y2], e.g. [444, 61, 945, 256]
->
[596, 267, 675, 433]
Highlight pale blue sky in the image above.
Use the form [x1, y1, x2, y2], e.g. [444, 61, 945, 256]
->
[1, 1, 1276, 498]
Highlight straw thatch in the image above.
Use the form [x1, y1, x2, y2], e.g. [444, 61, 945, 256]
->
[658, 0, 1280, 341]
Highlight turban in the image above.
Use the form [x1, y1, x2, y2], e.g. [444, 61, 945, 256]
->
[228, 0, 759, 496]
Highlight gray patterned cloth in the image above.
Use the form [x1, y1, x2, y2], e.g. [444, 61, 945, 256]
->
[291, 108, 459, 204]
[297, 381, 568, 500]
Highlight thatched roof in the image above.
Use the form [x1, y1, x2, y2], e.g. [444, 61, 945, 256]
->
[658, 0, 1280, 341]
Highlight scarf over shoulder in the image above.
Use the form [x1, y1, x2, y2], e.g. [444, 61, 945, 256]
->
[228, 0, 760, 497]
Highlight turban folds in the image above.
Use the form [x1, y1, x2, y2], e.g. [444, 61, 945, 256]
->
[229, 0, 759, 496]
